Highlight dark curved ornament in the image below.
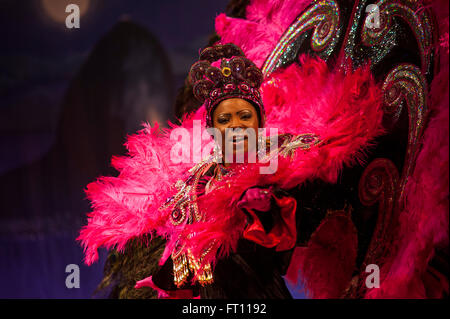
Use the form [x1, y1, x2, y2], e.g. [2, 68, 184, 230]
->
[345, 158, 399, 298]
[343, 63, 429, 298]
[381, 64, 429, 206]
[360, 0, 436, 77]
[341, 0, 437, 83]
[260, 0, 438, 299]
[189, 61, 210, 84]
[205, 66, 224, 85]
[262, 0, 341, 77]
[193, 79, 214, 103]
[358, 158, 399, 262]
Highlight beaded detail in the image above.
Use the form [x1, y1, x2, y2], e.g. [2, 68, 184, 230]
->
[188, 43, 266, 127]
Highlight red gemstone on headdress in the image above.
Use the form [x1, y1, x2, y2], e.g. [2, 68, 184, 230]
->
[211, 88, 220, 97]
[224, 83, 235, 91]
[239, 83, 249, 92]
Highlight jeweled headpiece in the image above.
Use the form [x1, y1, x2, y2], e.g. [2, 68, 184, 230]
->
[188, 43, 265, 127]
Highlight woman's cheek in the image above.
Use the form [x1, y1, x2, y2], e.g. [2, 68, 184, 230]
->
[220, 128, 226, 148]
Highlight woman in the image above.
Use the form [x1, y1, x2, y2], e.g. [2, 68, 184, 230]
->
[79, 43, 384, 299]
[138, 44, 307, 298]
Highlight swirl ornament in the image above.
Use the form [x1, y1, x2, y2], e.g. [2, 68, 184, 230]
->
[258, 0, 437, 299]
[230, 57, 245, 79]
[189, 61, 210, 83]
[354, 158, 399, 297]
[345, 64, 428, 298]
[381, 64, 428, 205]
[361, 0, 435, 76]
[262, 0, 341, 77]
[170, 206, 187, 226]
[192, 79, 214, 103]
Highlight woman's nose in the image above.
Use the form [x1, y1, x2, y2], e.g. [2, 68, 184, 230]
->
[229, 116, 244, 128]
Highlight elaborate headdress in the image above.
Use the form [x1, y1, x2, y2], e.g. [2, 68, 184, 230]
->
[188, 43, 265, 127]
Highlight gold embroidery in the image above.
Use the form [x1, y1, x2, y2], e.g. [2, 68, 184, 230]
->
[161, 161, 216, 287]
[279, 133, 321, 158]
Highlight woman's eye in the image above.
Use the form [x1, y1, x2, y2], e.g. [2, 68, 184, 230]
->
[241, 114, 251, 120]
[217, 118, 229, 124]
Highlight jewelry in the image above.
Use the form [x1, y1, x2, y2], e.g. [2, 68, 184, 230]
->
[164, 161, 216, 288]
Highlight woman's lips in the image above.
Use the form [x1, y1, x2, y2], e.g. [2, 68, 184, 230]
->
[230, 135, 247, 144]
[233, 135, 246, 141]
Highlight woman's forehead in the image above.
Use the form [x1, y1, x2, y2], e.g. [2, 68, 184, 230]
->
[214, 98, 256, 115]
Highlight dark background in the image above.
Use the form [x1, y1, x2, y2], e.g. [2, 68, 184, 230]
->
[0, 0, 304, 298]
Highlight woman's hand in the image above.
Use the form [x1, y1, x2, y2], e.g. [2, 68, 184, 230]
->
[236, 187, 273, 212]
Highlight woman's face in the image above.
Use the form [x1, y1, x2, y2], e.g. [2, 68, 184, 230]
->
[212, 98, 260, 164]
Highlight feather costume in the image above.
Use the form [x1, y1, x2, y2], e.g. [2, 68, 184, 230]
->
[79, 0, 448, 298]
